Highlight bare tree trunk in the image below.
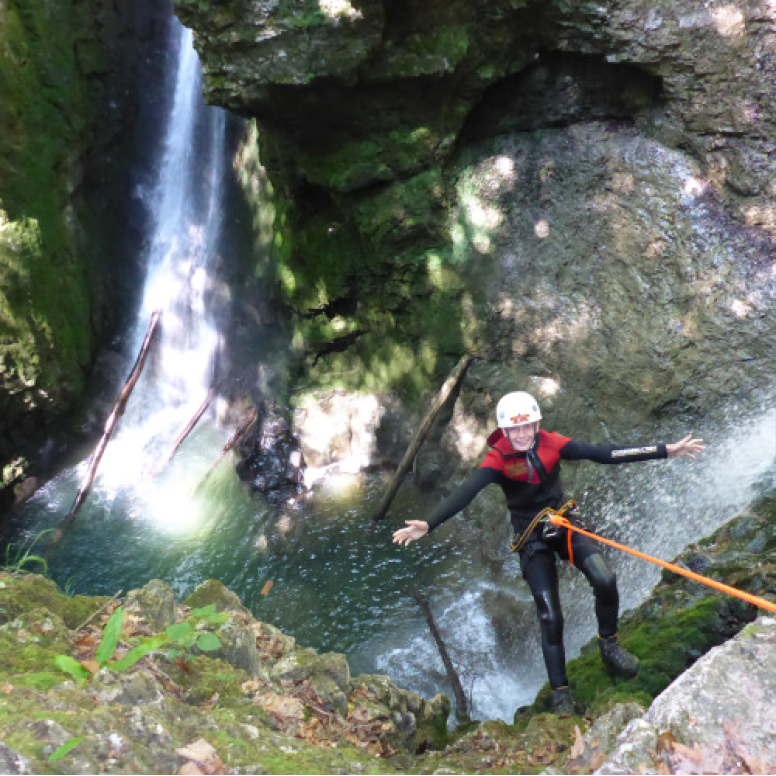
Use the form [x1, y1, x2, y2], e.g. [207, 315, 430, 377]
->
[152, 386, 216, 477]
[413, 591, 471, 724]
[52, 311, 162, 543]
[199, 408, 258, 485]
[372, 353, 475, 522]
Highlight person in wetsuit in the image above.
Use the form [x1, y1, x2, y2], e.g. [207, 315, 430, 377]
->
[392, 391, 705, 714]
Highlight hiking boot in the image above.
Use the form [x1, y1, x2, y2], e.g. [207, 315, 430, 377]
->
[599, 634, 639, 678]
[551, 686, 576, 715]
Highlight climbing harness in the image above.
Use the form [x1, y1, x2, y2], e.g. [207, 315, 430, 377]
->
[510, 500, 578, 555]
[546, 512, 776, 615]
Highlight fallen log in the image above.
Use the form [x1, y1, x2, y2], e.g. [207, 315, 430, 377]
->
[199, 408, 258, 485]
[52, 311, 162, 543]
[152, 385, 216, 477]
[413, 591, 471, 723]
[372, 353, 475, 522]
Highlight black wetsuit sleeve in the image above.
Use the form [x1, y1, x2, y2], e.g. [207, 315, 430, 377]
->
[426, 467, 500, 532]
[560, 439, 668, 463]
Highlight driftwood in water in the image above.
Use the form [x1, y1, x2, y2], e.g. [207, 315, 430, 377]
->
[200, 408, 258, 484]
[153, 386, 216, 477]
[413, 591, 471, 723]
[372, 353, 475, 522]
[52, 311, 162, 543]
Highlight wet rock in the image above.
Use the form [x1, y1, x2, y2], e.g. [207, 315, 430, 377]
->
[126, 579, 177, 632]
[235, 400, 305, 503]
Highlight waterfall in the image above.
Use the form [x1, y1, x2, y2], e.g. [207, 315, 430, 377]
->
[94, 21, 227, 506]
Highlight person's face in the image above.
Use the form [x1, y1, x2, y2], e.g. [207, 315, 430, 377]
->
[505, 422, 538, 451]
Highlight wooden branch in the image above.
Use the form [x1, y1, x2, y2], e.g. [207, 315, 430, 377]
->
[413, 591, 471, 724]
[199, 408, 258, 485]
[52, 311, 162, 543]
[372, 353, 475, 522]
[152, 385, 216, 477]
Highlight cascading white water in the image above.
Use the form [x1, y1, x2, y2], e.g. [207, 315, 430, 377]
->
[81, 20, 227, 518]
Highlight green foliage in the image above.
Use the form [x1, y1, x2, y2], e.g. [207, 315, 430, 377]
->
[2, 530, 52, 575]
[48, 736, 84, 764]
[54, 603, 228, 680]
[54, 655, 90, 682]
[94, 606, 124, 665]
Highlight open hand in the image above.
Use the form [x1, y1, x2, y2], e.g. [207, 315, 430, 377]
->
[392, 520, 430, 546]
[667, 433, 705, 459]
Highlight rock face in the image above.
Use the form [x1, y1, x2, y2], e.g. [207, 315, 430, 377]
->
[0, 0, 173, 506]
[175, 0, 775, 469]
[596, 617, 776, 775]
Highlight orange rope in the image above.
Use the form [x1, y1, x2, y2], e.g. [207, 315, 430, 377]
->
[548, 514, 776, 615]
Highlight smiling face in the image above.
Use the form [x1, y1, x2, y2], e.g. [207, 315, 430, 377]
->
[505, 422, 539, 452]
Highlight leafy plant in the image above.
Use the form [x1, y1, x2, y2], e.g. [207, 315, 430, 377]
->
[54, 603, 228, 681]
[48, 736, 84, 764]
[2, 529, 53, 575]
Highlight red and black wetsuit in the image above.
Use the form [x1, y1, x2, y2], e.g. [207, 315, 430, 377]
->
[425, 428, 667, 689]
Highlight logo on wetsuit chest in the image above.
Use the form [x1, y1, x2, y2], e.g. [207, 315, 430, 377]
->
[504, 460, 529, 478]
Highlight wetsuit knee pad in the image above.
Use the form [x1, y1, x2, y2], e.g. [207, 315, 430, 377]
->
[534, 590, 564, 644]
[579, 553, 618, 603]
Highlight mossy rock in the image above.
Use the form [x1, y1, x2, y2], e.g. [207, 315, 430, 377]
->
[183, 579, 252, 616]
[0, 572, 106, 629]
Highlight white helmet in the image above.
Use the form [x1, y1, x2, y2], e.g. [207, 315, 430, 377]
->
[496, 391, 542, 428]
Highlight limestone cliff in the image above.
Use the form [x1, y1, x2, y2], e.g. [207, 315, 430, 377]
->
[175, 0, 775, 455]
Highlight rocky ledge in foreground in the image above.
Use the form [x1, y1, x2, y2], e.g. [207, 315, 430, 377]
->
[0, 493, 775, 774]
[0, 575, 449, 775]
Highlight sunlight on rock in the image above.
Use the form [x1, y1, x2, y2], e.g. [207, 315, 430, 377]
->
[529, 376, 561, 398]
[466, 199, 502, 230]
[730, 299, 750, 317]
[472, 233, 492, 252]
[295, 390, 384, 472]
[495, 155, 515, 179]
[318, 0, 362, 21]
[683, 176, 709, 197]
[255, 533, 268, 551]
[712, 5, 746, 37]
[534, 219, 550, 238]
[277, 514, 293, 534]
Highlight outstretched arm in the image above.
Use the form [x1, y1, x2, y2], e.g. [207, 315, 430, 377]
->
[561, 433, 705, 463]
[666, 433, 705, 459]
[392, 467, 499, 547]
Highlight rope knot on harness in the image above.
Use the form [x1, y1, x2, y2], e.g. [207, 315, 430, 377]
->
[510, 500, 577, 554]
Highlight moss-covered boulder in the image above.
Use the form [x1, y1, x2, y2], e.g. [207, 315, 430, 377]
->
[0, 573, 451, 774]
